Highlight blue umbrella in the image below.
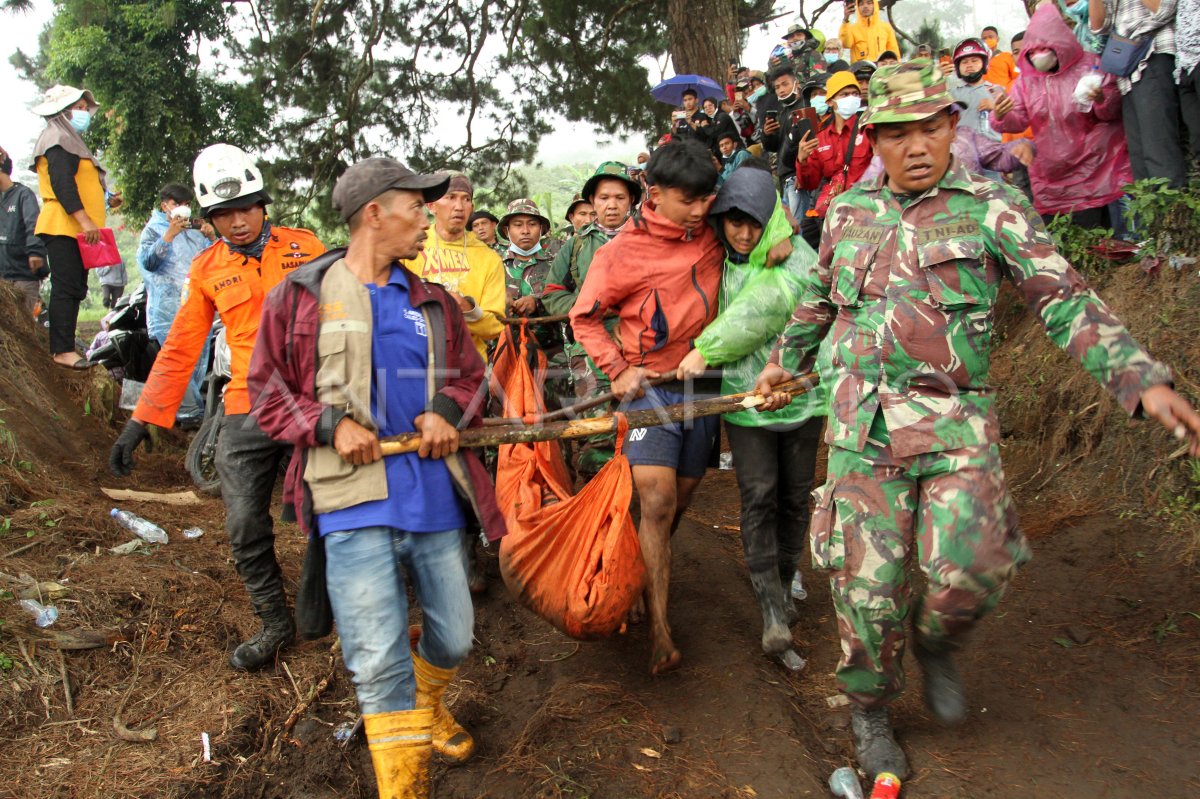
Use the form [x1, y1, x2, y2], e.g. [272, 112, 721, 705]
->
[650, 74, 726, 106]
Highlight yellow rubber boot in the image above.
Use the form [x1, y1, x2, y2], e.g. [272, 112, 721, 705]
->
[409, 625, 475, 765]
[363, 708, 434, 799]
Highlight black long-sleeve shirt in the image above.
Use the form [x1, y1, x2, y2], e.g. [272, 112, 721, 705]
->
[44, 146, 84, 216]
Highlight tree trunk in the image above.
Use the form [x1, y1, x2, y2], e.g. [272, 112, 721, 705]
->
[666, 0, 741, 82]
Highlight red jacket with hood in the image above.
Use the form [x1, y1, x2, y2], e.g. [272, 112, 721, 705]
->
[247, 249, 506, 542]
[990, 3, 1132, 215]
[569, 203, 725, 381]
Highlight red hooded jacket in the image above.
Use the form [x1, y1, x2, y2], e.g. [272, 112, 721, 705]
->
[990, 3, 1132, 215]
[569, 203, 725, 381]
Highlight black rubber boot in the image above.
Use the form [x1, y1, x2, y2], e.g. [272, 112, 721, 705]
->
[850, 705, 910, 780]
[914, 637, 967, 726]
[749, 570, 793, 655]
[229, 595, 295, 671]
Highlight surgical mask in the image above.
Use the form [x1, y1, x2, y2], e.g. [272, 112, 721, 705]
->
[824, 52, 839, 64]
[747, 86, 767, 103]
[982, 36, 999, 49]
[834, 96, 862, 119]
[508, 241, 542, 258]
[1029, 50, 1058, 72]
[812, 96, 829, 115]
[69, 109, 91, 133]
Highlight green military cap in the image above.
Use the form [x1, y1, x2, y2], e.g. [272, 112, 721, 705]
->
[498, 197, 550, 238]
[564, 193, 589, 221]
[581, 161, 643, 206]
[860, 58, 959, 127]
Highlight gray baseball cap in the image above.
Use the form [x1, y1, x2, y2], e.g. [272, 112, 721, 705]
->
[332, 158, 450, 221]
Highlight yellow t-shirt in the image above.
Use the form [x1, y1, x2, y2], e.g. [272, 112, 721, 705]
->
[404, 228, 505, 361]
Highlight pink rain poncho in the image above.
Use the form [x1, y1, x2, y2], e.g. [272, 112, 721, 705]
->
[991, 3, 1132, 216]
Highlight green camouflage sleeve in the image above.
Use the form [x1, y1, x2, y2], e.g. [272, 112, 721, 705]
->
[989, 188, 1173, 415]
[772, 211, 841, 369]
[541, 241, 576, 317]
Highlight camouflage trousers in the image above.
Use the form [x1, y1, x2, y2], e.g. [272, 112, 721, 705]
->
[567, 352, 613, 478]
[808, 419, 1032, 709]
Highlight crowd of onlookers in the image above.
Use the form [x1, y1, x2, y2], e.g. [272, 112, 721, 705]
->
[666, 0, 1198, 246]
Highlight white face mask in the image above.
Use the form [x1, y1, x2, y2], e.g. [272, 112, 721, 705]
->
[834, 95, 862, 119]
[1029, 50, 1058, 72]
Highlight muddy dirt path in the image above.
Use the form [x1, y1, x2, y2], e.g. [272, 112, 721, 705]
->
[3, 466, 1198, 798]
[430, 470, 1200, 798]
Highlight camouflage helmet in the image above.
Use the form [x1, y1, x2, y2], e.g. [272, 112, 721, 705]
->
[860, 59, 959, 127]
[498, 198, 550, 239]
[581, 160, 643, 205]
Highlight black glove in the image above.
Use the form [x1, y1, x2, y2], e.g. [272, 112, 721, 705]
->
[109, 420, 151, 477]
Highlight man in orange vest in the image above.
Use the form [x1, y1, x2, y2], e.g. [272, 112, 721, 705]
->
[109, 144, 326, 671]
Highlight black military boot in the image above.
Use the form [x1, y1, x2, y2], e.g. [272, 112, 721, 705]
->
[913, 636, 967, 726]
[229, 594, 295, 671]
[850, 705, 910, 780]
[749, 571, 806, 671]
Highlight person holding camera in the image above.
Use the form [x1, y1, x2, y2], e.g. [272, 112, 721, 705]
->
[136, 181, 216, 426]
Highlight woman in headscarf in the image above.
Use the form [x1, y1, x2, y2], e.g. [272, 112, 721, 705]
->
[32, 84, 121, 369]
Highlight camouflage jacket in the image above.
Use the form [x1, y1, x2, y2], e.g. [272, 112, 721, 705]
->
[502, 248, 557, 312]
[779, 158, 1172, 458]
[542, 224, 615, 316]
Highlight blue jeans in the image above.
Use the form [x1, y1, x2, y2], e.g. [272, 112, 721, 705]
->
[324, 526, 474, 715]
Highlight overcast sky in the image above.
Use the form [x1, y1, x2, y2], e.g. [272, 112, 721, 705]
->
[3, 0, 1028, 176]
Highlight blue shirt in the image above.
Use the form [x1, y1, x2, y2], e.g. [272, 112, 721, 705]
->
[316, 267, 467, 536]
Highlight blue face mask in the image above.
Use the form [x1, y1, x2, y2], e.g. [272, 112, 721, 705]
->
[69, 109, 92, 133]
[508, 242, 542, 258]
[747, 86, 767, 103]
[834, 96, 862, 119]
[824, 52, 839, 64]
[812, 96, 829, 115]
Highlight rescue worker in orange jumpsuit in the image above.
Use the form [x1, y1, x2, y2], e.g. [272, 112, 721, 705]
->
[108, 144, 326, 671]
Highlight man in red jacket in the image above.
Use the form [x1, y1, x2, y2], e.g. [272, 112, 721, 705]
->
[570, 141, 790, 675]
[797, 70, 874, 248]
[248, 158, 504, 799]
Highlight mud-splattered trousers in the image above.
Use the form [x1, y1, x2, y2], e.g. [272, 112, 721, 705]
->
[777, 160, 1172, 708]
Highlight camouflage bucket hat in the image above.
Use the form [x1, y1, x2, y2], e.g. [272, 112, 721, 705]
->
[860, 59, 958, 127]
[581, 160, 643, 205]
[564, 193, 590, 222]
[498, 197, 550, 238]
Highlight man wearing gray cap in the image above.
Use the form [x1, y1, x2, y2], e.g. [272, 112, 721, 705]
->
[248, 157, 505, 799]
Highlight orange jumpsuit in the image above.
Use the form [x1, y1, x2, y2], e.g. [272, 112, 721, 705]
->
[133, 227, 326, 428]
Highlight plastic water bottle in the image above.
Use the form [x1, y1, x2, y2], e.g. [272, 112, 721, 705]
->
[110, 508, 169, 544]
[19, 599, 59, 627]
[1074, 66, 1103, 113]
[791, 569, 808, 601]
[829, 766, 864, 799]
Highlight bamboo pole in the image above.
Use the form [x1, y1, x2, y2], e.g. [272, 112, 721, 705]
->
[380, 374, 818, 455]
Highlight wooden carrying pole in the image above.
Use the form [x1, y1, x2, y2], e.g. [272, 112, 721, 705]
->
[380, 374, 818, 456]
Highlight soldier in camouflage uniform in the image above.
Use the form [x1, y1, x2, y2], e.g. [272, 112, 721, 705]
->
[755, 60, 1200, 780]
[499, 198, 572, 407]
[543, 162, 643, 476]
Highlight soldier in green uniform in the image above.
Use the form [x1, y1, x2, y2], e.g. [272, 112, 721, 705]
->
[754, 60, 1200, 780]
[543, 162, 643, 477]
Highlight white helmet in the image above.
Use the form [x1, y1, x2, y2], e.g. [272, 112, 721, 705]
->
[192, 144, 271, 213]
